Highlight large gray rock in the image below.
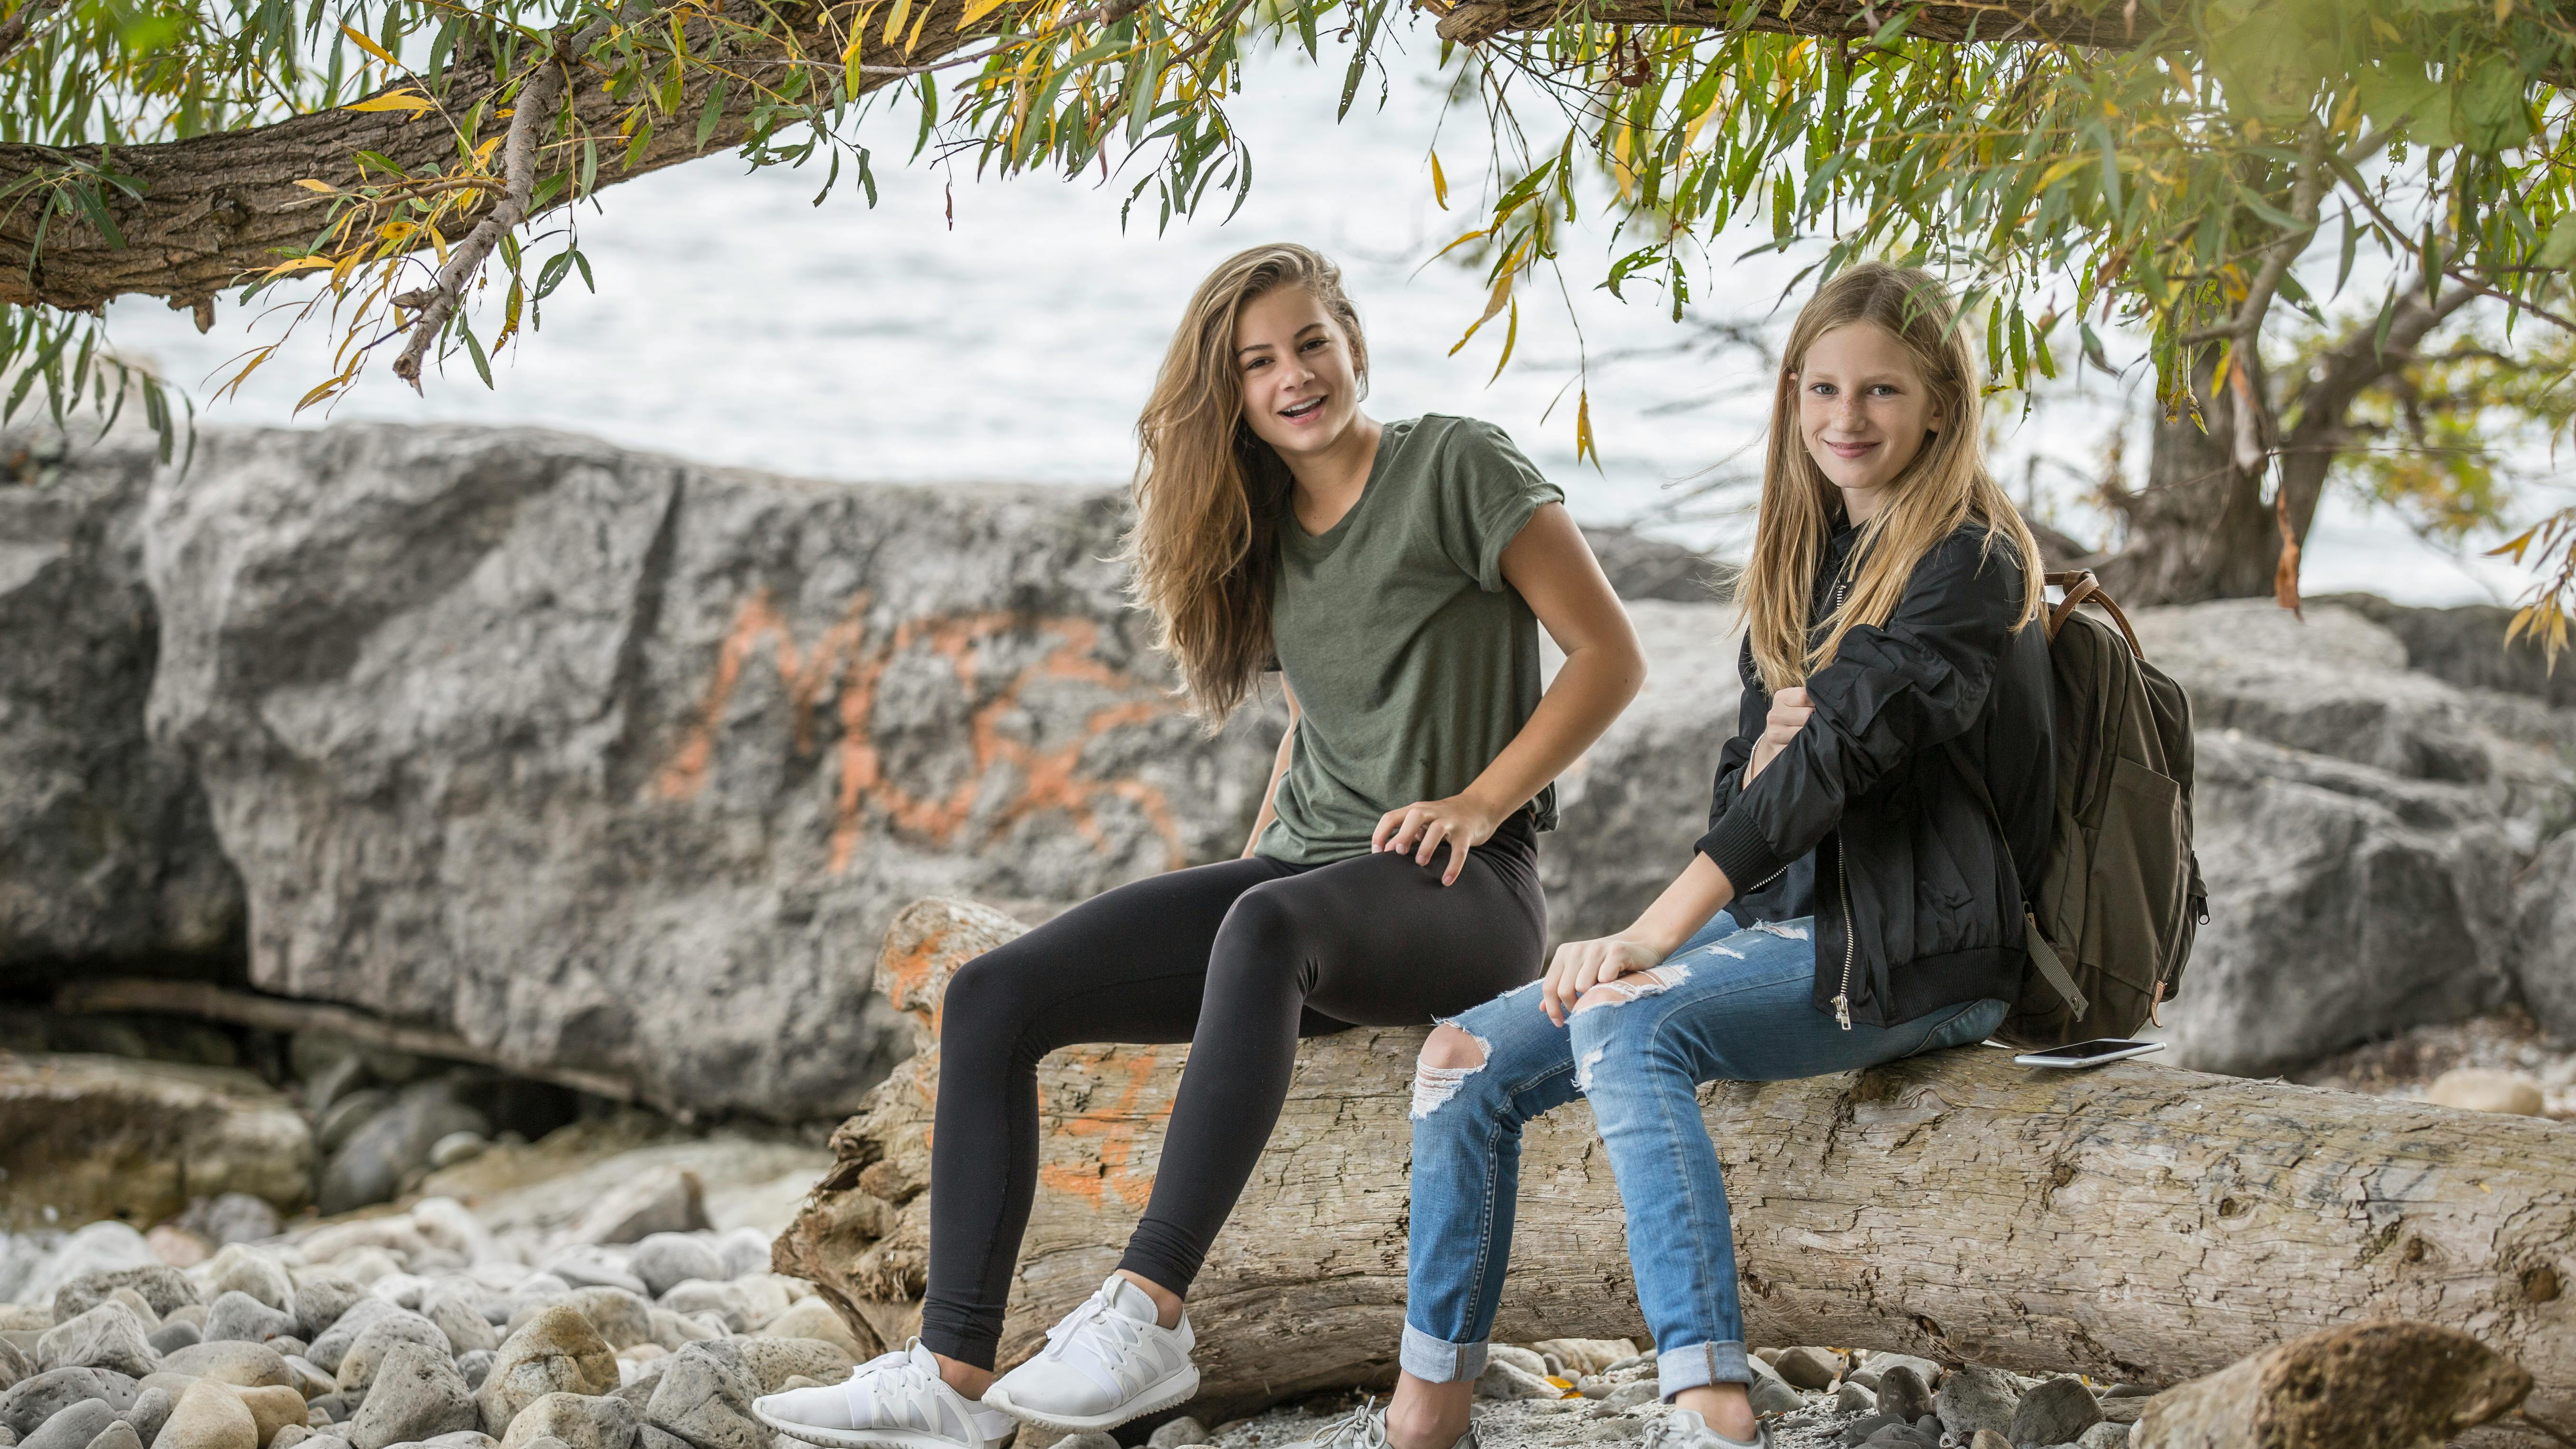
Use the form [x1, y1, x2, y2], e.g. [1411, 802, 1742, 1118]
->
[48, 1269, 197, 1325]
[0, 429, 239, 979]
[137, 425, 1284, 1121]
[2161, 734, 2519, 1075]
[332, 1313, 451, 1396]
[2135, 599, 2576, 829]
[2512, 831, 2576, 1043]
[0, 1058, 310, 1235]
[0, 1368, 139, 1437]
[1539, 601, 1745, 943]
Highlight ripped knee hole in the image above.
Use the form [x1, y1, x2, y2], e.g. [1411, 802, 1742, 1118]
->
[1411, 1023, 1490, 1119]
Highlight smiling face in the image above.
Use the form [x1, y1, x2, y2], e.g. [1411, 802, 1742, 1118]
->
[1233, 285, 1365, 461]
[1793, 320, 1941, 517]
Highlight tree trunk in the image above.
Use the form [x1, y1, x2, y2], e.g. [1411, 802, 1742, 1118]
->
[775, 898, 2576, 1442]
[2096, 360, 2281, 606]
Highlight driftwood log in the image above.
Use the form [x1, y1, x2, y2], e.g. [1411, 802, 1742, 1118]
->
[776, 898, 2576, 1439]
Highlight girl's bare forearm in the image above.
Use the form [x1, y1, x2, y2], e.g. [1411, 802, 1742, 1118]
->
[1624, 854, 1737, 958]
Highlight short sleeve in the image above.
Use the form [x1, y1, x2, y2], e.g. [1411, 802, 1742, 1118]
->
[1432, 417, 1565, 592]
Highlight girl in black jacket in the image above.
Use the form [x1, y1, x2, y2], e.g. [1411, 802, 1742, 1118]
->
[1334, 263, 2055, 1449]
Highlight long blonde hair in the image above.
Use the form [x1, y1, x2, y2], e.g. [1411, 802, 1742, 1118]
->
[1125, 243, 1369, 725]
[1741, 262, 2043, 696]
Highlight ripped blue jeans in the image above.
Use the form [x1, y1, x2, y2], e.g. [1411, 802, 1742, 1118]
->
[1400, 911, 2008, 1401]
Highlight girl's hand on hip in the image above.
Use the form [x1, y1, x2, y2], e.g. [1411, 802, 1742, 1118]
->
[1372, 795, 1502, 886]
[1745, 686, 1813, 786]
[1540, 935, 1666, 1026]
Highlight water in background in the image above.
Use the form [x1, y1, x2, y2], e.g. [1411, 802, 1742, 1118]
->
[102, 44, 2541, 605]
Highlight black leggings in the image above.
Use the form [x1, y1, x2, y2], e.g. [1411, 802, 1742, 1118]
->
[918, 813, 1547, 1368]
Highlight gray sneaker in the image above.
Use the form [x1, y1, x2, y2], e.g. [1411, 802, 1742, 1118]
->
[1638, 1409, 1771, 1449]
[1278, 1399, 1476, 1449]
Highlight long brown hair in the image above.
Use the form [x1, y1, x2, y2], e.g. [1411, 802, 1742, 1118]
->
[1741, 262, 2043, 696]
[1125, 243, 1369, 725]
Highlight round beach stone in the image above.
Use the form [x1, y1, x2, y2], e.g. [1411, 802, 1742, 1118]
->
[1770, 1347, 1842, 1391]
[492, 1393, 636, 1449]
[79, 1417, 143, 1449]
[557, 1296, 646, 1357]
[52, 1272, 199, 1327]
[621, 1244, 717, 1307]
[1936, 1366, 2021, 1439]
[201, 1298, 296, 1350]
[301, 1306, 401, 1380]
[37, 1304, 158, 1378]
[747, 1302, 861, 1361]
[157, 1345, 290, 1392]
[201, 1256, 290, 1319]
[419, 1299, 496, 1361]
[21, 1400, 117, 1449]
[2, 1369, 142, 1438]
[118, 1387, 172, 1448]
[475, 1310, 615, 1439]
[344, 1346, 476, 1449]
[332, 1316, 450, 1397]
[159, 1382, 256, 1449]
[2010, 1377, 2102, 1447]
[234, 1385, 308, 1447]
[146, 1325, 201, 1359]
[285, 1282, 361, 1350]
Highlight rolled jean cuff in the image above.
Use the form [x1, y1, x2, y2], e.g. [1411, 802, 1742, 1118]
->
[1400, 1324, 1489, 1383]
[1656, 1341, 1752, 1399]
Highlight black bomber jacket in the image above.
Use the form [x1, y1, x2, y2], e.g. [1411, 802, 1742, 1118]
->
[1695, 520, 2055, 1030]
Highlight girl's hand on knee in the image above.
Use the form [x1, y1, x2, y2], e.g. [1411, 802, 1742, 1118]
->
[1541, 936, 1664, 1025]
[1372, 795, 1502, 885]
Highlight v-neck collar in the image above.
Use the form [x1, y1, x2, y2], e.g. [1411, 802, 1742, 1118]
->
[1286, 424, 1396, 552]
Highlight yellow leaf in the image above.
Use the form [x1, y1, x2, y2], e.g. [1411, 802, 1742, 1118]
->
[881, 0, 913, 47]
[2039, 156, 2088, 189]
[345, 89, 435, 114]
[295, 370, 354, 413]
[340, 23, 402, 69]
[1432, 228, 1489, 261]
[1575, 389, 1598, 467]
[1487, 297, 1517, 384]
[293, 179, 337, 193]
[2495, 0, 2512, 21]
[474, 136, 502, 164]
[1431, 150, 1449, 210]
[960, 0, 1010, 24]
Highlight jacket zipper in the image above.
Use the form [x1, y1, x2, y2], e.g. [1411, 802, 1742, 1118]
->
[1831, 832, 1855, 1030]
[1827, 569, 1855, 1030]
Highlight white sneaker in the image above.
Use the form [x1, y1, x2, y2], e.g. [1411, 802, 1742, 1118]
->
[751, 1340, 1016, 1449]
[1639, 1409, 1771, 1449]
[1278, 1399, 1476, 1449]
[981, 1274, 1199, 1432]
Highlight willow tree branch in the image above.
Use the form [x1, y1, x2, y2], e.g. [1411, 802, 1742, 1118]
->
[388, 27, 580, 389]
[0, 0, 71, 65]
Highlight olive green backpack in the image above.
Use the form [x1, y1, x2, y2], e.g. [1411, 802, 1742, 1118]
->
[1953, 571, 2207, 1050]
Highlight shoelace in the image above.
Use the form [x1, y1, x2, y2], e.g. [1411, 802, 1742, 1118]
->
[1041, 1287, 1146, 1367]
[1307, 1399, 1390, 1449]
[846, 1344, 942, 1428]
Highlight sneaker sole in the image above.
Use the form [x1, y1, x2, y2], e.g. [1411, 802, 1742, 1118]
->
[982, 1363, 1201, 1434]
[750, 1405, 1013, 1449]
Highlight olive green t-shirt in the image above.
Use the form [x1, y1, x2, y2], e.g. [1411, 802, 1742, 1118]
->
[1255, 414, 1565, 865]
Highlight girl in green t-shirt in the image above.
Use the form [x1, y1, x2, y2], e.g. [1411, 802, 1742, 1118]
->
[752, 243, 1649, 1449]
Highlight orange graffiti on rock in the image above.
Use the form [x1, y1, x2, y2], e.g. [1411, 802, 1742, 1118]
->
[653, 591, 1187, 873]
[1038, 1048, 1178, 1212]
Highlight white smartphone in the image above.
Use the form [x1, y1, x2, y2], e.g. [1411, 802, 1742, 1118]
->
[2012, 1038, 2167, 1069]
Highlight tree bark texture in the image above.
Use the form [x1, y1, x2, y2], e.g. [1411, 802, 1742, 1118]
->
[776, 898, 2576, 1441]
[0, 0, 978, 310]
[4, 0, 2168, 313]
[2097, 286, 2478, 607]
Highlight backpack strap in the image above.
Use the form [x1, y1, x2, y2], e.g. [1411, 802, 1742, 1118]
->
[1943, 737, 2090, 1019]
[2044, 570, 2145, 658]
